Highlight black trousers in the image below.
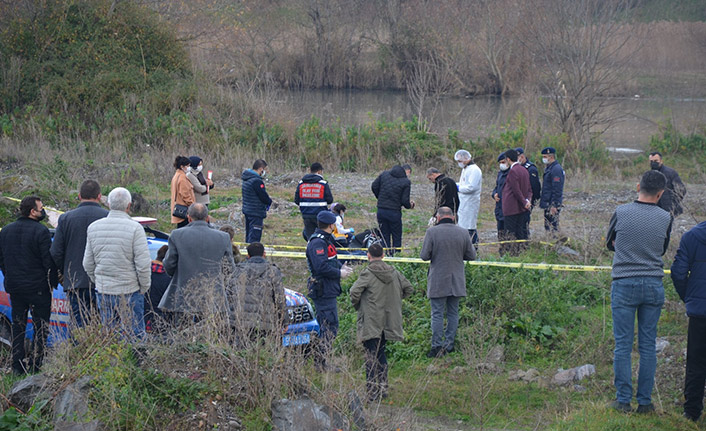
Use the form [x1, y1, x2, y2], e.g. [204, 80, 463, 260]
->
[67, 288, 97, 328]
[544, 208, 560, 231]
[504, 213, 529, 256]
[363, 333, 388, 400]
[302, 217, 317, 241]
[685, 316, 706, 419]
[10, 289, 51, 373]
[377, 208, 402, 255]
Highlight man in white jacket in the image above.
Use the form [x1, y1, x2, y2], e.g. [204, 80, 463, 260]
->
[454, 150, 482, 248]
[84, 187, 151, 338]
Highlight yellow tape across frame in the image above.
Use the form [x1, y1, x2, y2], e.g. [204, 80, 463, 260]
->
[266, 250, 672, 275]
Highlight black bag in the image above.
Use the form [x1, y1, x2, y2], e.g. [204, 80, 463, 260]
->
[172, 204, 188, 219]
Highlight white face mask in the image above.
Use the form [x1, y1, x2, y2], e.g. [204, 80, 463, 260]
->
[499, 163, 509, 171]
[542, 157, 549, 164]
[196, 165, 203, 173]
[186, 166, 192, 173]
[457, 162, 466, 169]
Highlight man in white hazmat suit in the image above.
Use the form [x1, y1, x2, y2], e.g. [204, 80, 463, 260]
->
[454, 150, 482, 249]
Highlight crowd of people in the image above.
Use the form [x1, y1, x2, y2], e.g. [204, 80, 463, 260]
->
[0, 148, 698, 413]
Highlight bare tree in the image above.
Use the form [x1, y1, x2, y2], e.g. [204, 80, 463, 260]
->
[520, 0, 640, 147]
[405, 55, 452, 132]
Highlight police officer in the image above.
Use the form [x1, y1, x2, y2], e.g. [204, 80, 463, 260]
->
[539, 147, 565, 232]
[306, 210, 353, 370]
[492, 152, 510, 254]
[295, 162, 334, 241]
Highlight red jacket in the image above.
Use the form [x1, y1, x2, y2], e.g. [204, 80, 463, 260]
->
[501, 163, 531, 217]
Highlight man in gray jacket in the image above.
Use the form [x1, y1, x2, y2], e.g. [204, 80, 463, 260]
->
[159, 204, 235, 323]
[420, 206, 476, 358]
[84, 187, 151, 338]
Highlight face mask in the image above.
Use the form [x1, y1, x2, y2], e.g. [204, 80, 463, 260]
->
[36, 208, 47, 222]
[542, 157, 549, 164]
[196, 165, 203, 173]
[650, 161, 660, 170]
[457, 162, 465, 168]
[186, 166, 192, 173]
[261, 170, 267, 177]
[499, 163, 509, 171]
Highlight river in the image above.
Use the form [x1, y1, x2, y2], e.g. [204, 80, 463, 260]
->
[276, 90, 706, 152]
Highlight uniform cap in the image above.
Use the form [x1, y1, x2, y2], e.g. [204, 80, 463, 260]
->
[316, 210, 337, 224]
[541, 147, 556, 155]
[514, 147, 524, 155]
[497, 152, 506, 162]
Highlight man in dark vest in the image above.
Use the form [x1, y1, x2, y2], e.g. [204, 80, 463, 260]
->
[295, 162, 334, 241]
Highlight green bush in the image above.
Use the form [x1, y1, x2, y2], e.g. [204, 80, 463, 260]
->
[0, 0, 192, 119]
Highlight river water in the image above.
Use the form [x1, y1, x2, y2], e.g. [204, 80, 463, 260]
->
[277, 90, 706, 152]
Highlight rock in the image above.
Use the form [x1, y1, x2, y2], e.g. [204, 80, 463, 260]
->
[271, 396, 347, 431]
[8, 374, 51, 412]
[573, 385, 587, 393]
[556, 245, 580, 256]
[575, 364, 596, 381]
[551, 368, 577, 386]
[347, 391, 365, 431]
[487, 345, 505, 364]
[522, 368, 540, 383]
[508, 370, 525, 381]
[451, 366, 467, 375]
[475, 362, 498, 373]
[656, 337, 670, 354]
[54, 376, 94, 423]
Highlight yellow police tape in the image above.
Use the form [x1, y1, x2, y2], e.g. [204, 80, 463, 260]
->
[266, 250, 672, 275]
[2, 196, 64, 215]
[236, 238, 555, 252]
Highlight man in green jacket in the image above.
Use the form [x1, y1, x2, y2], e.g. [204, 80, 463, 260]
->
[350, 243, 413, 402]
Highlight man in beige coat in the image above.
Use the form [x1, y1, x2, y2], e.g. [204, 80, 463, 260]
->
[350, 243, 413, 402]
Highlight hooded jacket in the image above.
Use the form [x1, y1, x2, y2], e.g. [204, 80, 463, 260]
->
[371, 165, 412, 211]
[294, 173, 333, 218]
[227, 256, 286, 333]
[349, 260, 413, 343]
[241, 169, 272, 218]
[671, 221, 706, 317]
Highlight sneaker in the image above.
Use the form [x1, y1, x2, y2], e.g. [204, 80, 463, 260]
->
[426, 347, 442, 358]
[636, 403, 655, 414]
[608, 400, 632, 413]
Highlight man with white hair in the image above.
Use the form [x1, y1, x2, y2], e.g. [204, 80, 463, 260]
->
[83, 187, 151, 338]
[454, 150, 483, 248]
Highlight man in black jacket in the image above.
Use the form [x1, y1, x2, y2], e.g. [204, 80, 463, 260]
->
[241, 159, 272, 243]
[371, 164, 415, 254]
[426, 168, 459, 218]
[51, 180, 108, 328]
[295, 162, 334, 241]
[649, 152, 686, 217]
[0, 196, 58, 375]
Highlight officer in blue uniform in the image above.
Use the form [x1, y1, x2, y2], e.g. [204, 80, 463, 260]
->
[539, 147, 565, 231]
[306, 210, 353, 369]
[295, 162, 334, 241]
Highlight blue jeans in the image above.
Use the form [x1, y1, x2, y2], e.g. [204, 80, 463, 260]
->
[96, 291, 145, 339]
[430, 296, 461, 350]
[611, 277, 664, 405]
